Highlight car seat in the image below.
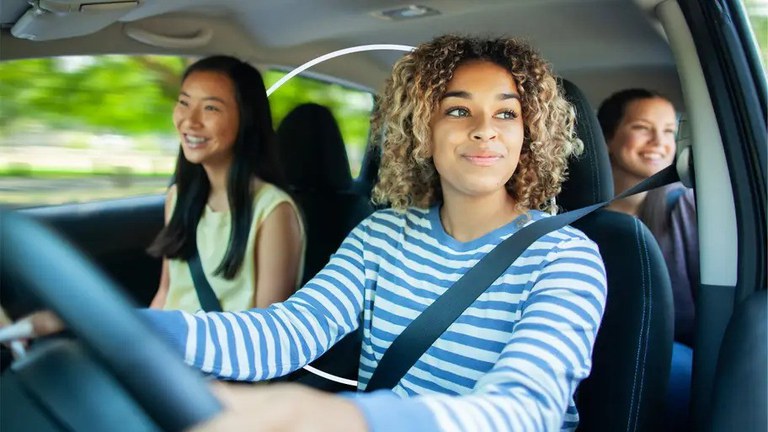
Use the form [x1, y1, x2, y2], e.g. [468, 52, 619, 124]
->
[275, 102, 373, 391]
[559, 79, 675, 432]
[276, 103, 374, 284]
[707, 290, 766, 432]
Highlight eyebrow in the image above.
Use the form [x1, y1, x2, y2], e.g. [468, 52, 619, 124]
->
[441, 90, 521, 101]
[631, 118, 678, 127]
[179, 91, 228, 104]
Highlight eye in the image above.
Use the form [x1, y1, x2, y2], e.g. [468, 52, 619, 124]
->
[177, 99, 189, 107]
[494, 110, 519, 120]
[204, 105, 221, 112]
[631, 124, 650, 131]
[445, 107, 470, 117]
[664, 129, 677, 135]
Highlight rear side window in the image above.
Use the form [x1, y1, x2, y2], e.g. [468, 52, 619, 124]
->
[0, 55, 186, 209]
[0, 56, 373, 209]
[264, 70, 374, 177]
[743, 0, 767, 71]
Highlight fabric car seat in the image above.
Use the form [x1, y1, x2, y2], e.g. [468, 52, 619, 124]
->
[707, 290, 766, 432]
[558, 79, 675, 432]
[276, 103, 374, 285]
[275, 103, 373, 391]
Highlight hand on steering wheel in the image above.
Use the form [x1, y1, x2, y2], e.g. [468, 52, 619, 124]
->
[1, 210, 221, 432]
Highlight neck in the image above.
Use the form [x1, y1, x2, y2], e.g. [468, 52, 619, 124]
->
[204, 164, 229, 194]
[607, 194, 646, 216]
[609, 170, 647, 216]
[203, 162, 231, 212]
[440, 190, 521, 242]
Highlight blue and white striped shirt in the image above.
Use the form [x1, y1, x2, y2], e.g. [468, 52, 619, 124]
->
[144, 206, 606, 431]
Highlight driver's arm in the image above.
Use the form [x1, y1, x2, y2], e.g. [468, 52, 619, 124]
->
[141, 216, 371, 381]
[186, 236, 606, 432]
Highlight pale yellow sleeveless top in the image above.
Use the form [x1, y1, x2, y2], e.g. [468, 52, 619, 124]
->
[164, 183, 305, 312]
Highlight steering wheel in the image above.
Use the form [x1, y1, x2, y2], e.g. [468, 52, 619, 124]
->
[1, 211, 221, 431]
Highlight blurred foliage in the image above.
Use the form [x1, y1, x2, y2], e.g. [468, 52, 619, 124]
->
[0, 55, 374, 206]
[0, 56, 188, 133]
[744, 0, 768, 70]
[0, 55, 374, 159]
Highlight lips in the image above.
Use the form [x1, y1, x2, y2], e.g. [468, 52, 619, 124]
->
[462, 153, 503, 167]
[183, 134, 209, 149]
[639, 151, 667, 163]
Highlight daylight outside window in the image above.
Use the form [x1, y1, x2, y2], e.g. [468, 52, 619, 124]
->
[743, 0, 768, 71]
[0, 55, 373, 209]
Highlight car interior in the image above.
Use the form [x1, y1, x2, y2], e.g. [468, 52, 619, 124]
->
[0, 0, 765, 431]
[275, 102, 375, 285]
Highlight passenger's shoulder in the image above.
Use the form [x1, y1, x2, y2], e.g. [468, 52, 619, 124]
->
[675, 186, 696, 210]
[253, 180, 285, 200]
[254, 181, 301, 210]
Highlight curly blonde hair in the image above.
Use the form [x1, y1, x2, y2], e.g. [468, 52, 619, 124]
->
[371, 35, 582, 213]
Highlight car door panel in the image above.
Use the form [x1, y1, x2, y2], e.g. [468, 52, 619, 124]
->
[18, 195, 165, 307]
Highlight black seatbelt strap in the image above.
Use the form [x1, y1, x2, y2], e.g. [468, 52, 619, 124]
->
[365, 165, 680, 392]
[188, 247, 223, 312]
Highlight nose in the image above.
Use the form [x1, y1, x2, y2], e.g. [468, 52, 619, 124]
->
[179, 105, 203, 128]
[650, 128, 668, 147]
[471, 116, 497, 142]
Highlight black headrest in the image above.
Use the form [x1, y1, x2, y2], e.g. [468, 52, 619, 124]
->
[276, 103, 352, 192]
[558, 79, 614, 211]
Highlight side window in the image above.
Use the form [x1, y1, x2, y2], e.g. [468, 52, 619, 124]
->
[743, 0, 767, 71]
[264, 70, 374, 177]
[0, 59, 374, 209]
[0, 55, 189, 209]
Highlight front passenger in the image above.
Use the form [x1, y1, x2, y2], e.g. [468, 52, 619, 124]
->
[148, 55, 305, 312]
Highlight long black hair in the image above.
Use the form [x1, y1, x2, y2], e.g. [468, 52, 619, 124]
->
[148, 55, 284, 279]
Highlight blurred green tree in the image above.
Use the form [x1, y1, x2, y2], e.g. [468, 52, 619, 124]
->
[0, 55, 374, 171]
[744, 0, 767, 70]
[0, 56, 188, 134]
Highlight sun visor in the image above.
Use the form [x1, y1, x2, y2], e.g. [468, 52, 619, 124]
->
[11, 0, 139, 41]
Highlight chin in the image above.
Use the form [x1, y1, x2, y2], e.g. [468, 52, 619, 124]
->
[463, 183, 508, 198]
[181, 152, 205, 165]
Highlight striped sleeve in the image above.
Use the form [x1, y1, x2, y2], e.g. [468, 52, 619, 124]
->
[352, 236, 607, 432]
[141, 218, 370, 381]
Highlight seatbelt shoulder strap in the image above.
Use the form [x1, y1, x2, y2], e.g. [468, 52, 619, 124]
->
[365, 165, 680, 391]
[188, 247, 223, 313]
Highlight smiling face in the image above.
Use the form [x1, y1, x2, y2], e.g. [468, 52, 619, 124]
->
[428, 60, 525, 204]
[173, 70, 240, 169]
[607, 97, 677, 184]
